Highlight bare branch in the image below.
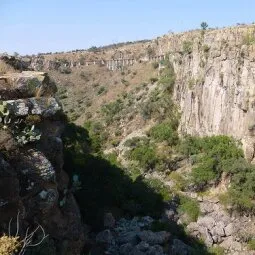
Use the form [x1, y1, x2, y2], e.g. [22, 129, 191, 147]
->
[7, 210, 48, 255]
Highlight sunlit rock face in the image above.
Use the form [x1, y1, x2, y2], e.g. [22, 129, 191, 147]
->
[159, 26, 255, 161]
[0, 71, 84, 255]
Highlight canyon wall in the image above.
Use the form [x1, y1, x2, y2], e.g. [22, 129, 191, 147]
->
[22, 25, 255, 160]
[160, 26, 255, 161]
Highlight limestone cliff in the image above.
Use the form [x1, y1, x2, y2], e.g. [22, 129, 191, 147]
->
[159, 26, 255, 161]
[0, 71, 84, 254]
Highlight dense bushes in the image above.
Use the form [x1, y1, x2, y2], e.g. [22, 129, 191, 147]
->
[178, 135, 243, 189]
[140, 89, 178, 121]
[101, 99, 124, 121]
[178, 135, 255, 214]
[182, 41, 193, 54]
[127, 142, 158, 171]
[83, 121, 108, 152]
[97, 86, 107, 95]
[158, 59, 176, 93]
[219, 158, 255, 213]
[178, 195, 200, 223]
[149, 119, 179, 145]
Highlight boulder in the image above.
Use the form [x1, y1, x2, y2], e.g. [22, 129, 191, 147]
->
[0, 71, 57, 100]
[225, 223, 234, 237]
[211, 221, 225, 238]
[5, 97, 61, 117]
[137, 230, 171, 245]
[117, 231, 139, 245]
[220, 236, 242, 252]
[197, 216, 216, 229]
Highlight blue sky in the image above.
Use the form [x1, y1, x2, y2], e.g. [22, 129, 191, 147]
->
[1, 0, 255, 55]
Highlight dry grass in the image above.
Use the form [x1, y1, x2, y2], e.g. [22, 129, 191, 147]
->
[52, 61, 157, 124]
[0, 235, 21, 255]
[0, 61, 15, 75]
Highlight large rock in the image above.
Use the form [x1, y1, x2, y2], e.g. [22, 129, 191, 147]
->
[197, 216, 216, 229]
[225, 223, 235, 237]
[0, 71, 57, 100]
[137, 230, 171, 245]
[0, 71, 84, 255]
[220, 236, 242, 252]
[5, 97, 61, 117]
[117, 231, 139, 245]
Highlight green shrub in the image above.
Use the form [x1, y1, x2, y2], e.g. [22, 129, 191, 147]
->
[179, 135, 244, 190]
[144, 178, 171, 201]
[83, 121, 108, 152]
[243, 31, 255, 45]
[178, 195, 200, 223]
[182, 41, 193, 54]
[178, 136, 202, 156]
[124, 136, 148, 148]
[150, 77, 158, 83]
[248, 239, 255, 250]
[201, 22, 208, 30]
[88, 46, 99, 52]
[140, 89, 178, 121]
[149, 120, 179, 145]
[63, 122, 167, 227]
[168, 171, 188, 191]
[208, 246, 225, 255]
[152, 62, 159, 69]
[101, 99, 124, 120]
[191, 157, 219, 186]
[203, 44, 210, 53]
[158, 60, 176, 93]
[121, 78, 130, 86]
[97, 86, 107, 95]
[221, 159, 255, 213]
[127, 143, 158, 171]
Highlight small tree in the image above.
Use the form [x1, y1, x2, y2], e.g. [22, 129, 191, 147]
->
[201, 22, 208, 30]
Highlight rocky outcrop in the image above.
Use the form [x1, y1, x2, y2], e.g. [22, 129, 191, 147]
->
[164, 26, 255, 161]
[184, 194, 255, 254]
[0, 55, 31, 72]
[0, 71, 84, 254]
[93, 215, 191, 255]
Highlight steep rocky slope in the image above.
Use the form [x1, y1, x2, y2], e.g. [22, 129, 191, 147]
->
[24, 25, 255, 161]
[0, 71, 84, 254]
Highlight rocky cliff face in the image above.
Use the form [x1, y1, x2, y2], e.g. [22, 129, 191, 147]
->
[0, 71, 84, 254]
[25, 26, 255, 162]
[160, 26, 255, 161]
